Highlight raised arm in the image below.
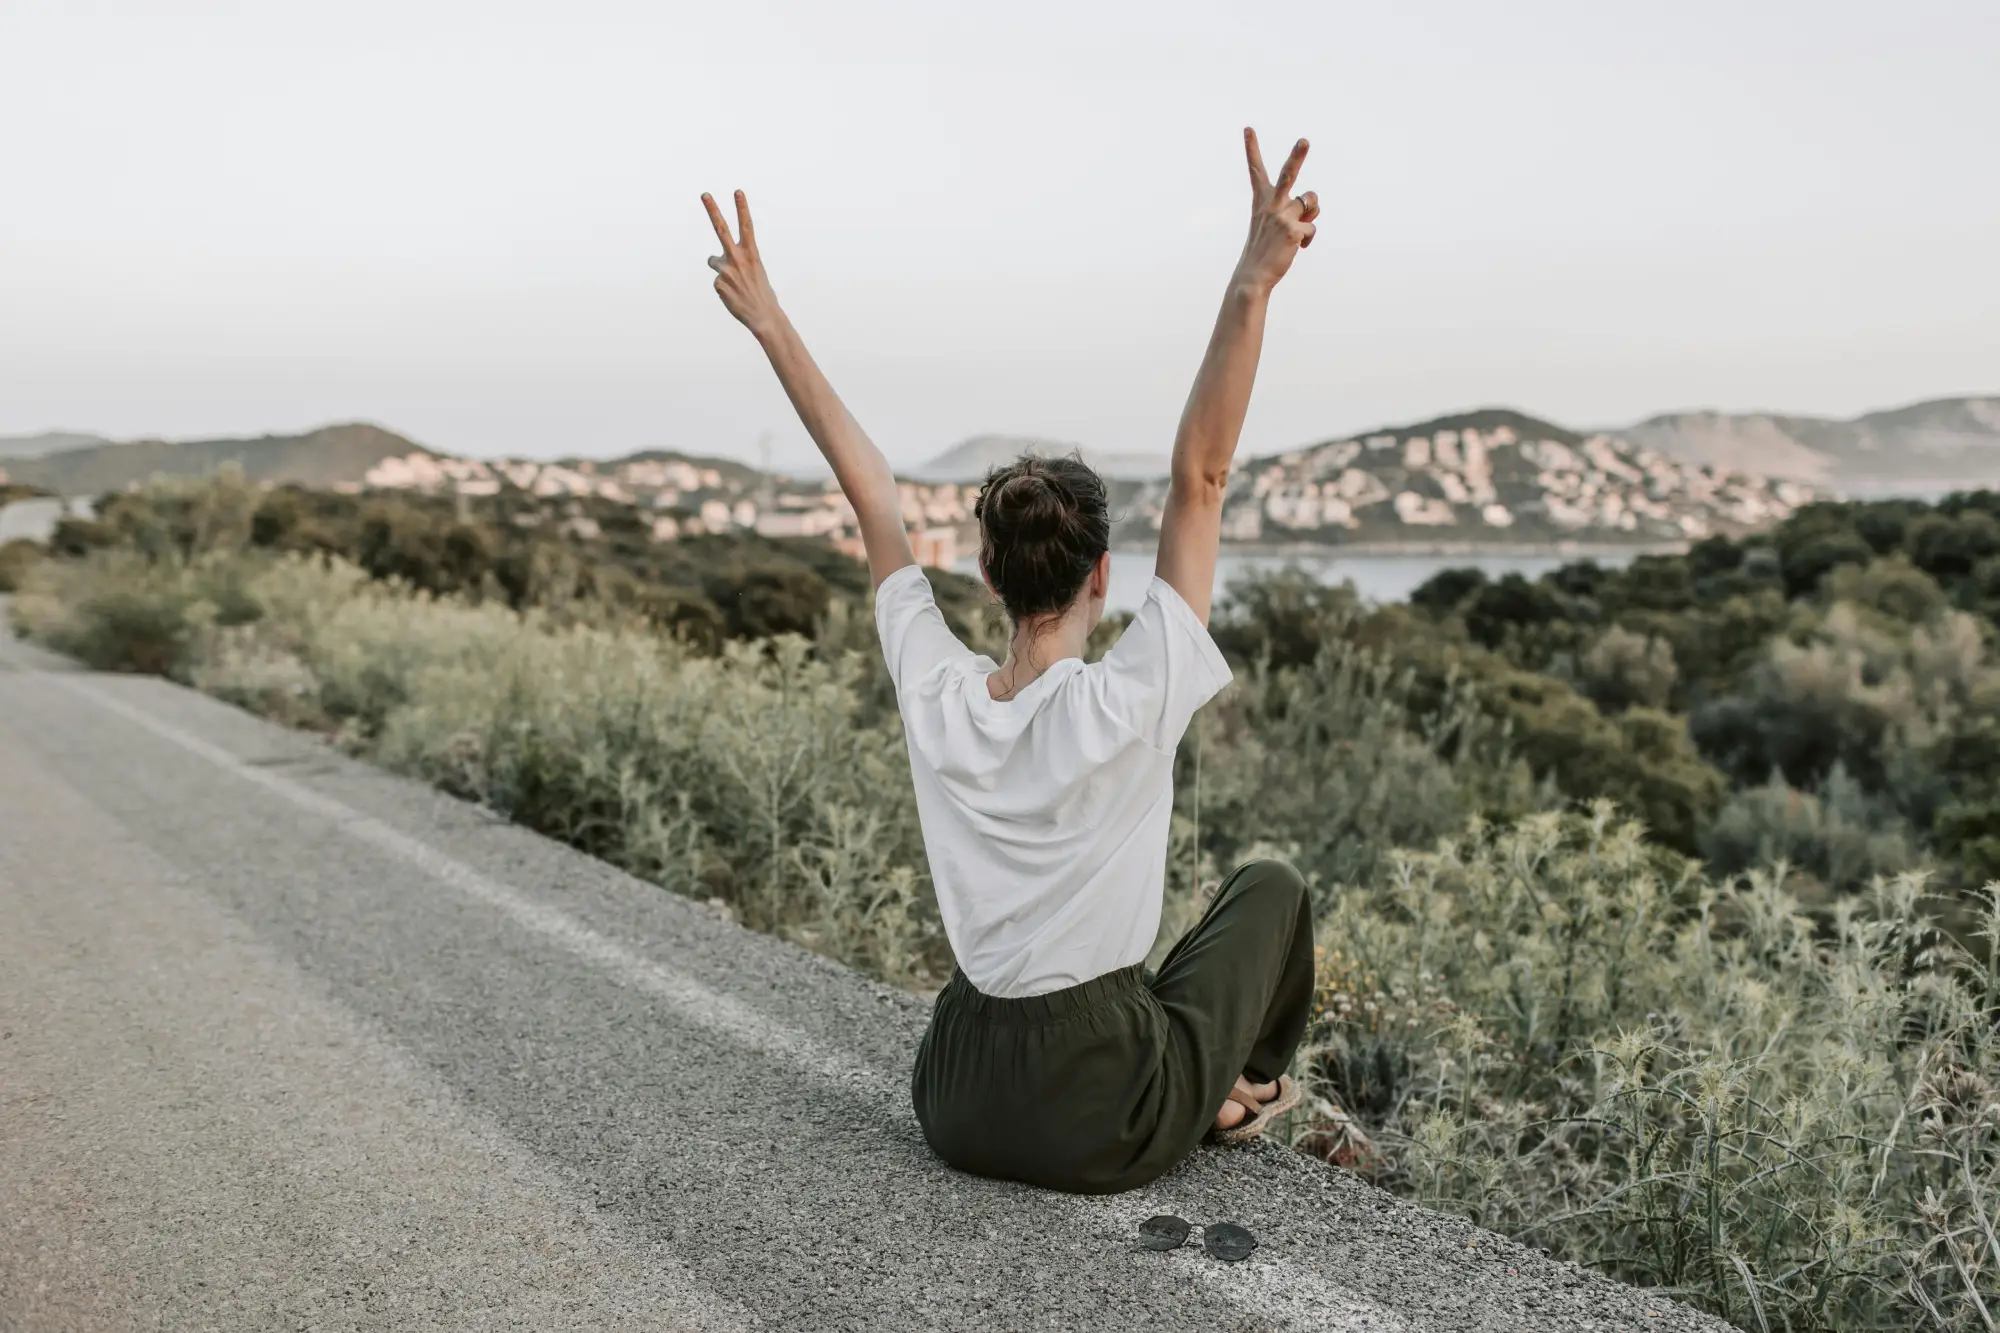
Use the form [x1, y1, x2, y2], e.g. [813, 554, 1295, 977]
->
[1154, 129, 1318, 623]
[702, 190, 916, 587]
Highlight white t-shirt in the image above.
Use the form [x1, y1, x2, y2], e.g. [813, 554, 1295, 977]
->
[873, 564, 1234, 998]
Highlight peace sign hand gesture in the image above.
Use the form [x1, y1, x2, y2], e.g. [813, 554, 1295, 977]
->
[1235, 129, 1318, 293]
[703, 189, 785, 339]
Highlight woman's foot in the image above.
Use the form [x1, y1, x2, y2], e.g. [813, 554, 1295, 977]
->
[1212, 1076, 1279, 1132]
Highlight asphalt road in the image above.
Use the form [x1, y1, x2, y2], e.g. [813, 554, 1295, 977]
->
[0, 611, 1730, 1333]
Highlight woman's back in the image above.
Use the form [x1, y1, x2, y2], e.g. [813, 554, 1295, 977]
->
[701, 123, 1320, 1189]
[875, 565, 1231, 998]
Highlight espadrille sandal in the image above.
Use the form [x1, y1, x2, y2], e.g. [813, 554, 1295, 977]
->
[1212, 1074, 1301, 1145]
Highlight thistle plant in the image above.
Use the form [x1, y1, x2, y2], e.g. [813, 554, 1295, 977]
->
[1298, 808, 2000, 1329]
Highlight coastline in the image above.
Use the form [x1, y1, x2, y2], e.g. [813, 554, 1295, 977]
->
[1112, 539, 1692, 559]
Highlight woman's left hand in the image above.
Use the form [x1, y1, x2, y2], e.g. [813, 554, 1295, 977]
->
[703, 190, 785, 339]
[1234, 129, 1318, 295]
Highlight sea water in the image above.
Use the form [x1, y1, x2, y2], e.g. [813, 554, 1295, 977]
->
[956, 548, 1649, 615]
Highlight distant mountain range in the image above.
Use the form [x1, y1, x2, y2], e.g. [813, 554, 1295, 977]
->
[907, 397, 1999, 494]
[0, 424, 419, 495]
[3, 395, 1990, 554]
[7, 395, 1992, 498]
[0, 431, 112, 461]
[1114, 406, 1812, 549]
[1621, 396, 2000, 493]
[906, 435, 1170, 483]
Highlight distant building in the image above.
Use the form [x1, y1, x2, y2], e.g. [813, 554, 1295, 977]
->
[755, 508, 844, 539]
[1220, 504, 1264, 542]
[832, 527, 956, 570]
[1393, 490, 1455, 526]
[1333, 468, 1390, 506]
[912, 527, 956, 568]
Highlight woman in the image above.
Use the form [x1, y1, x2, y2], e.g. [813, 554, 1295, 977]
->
[702, 128, 1319, 1194]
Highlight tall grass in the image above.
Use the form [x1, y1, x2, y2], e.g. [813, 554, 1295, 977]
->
[13, 551, 953, 986]
[1300, 805, 2000, 1329]
[16, 547, 2000, 1329]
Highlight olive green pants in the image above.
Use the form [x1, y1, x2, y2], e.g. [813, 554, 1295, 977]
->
[912, 859, 1315, 1195]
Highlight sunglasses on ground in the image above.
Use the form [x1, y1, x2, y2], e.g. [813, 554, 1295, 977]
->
[1138, 1214, 1256, 1262]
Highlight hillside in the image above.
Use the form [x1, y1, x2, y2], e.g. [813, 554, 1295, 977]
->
[909, 434, 1170, 482]
[1105, 407, 1815, 548]
[5, 406, 1830, 554]
[577, 447, 768, 488]
[1345, 406, 1587, 449]
[0, 483, 58, 507]
[3, 423, 426, 495]
[0, 431, 111, 461]
[1622, 395, 2000, 492]
[355, 447, 785, 530]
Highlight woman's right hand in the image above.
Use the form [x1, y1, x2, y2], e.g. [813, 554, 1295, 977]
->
[1234, 129, 1318, 295]
[702, 189, 785, 340]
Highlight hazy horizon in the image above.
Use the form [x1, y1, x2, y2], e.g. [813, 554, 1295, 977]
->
[4, 0, 1995, 474]
[8, 390, 1999, 475]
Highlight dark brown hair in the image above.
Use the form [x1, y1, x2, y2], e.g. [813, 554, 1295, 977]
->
[972, 453, 1111, 622]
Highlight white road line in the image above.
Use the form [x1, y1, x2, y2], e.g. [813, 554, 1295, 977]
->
[54, 673, 1409, 1333]
[52, 675, 885, 1096]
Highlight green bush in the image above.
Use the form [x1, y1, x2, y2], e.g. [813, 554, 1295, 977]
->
[10, 550, 260, 675]
[1909, 512, 2000, 584]
[0, 538, 45, 592]
[1701, 766, 1920, 896]
[1176, 635, 1526, 901]
[14, 547, 952, 985]
[0, 482, 56, 506]
[1580, 625, 1678, 712]
[1212, 567, 1725, 855]
[1299, 805, 2000, 1330]
[80, 474, 995, 646]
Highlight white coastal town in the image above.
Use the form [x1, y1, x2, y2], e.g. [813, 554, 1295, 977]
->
[356, 419, 1816, 568]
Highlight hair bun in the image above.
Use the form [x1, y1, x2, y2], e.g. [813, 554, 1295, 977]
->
[995, 472, 1065, 534]
[972, 453, 1112, 622]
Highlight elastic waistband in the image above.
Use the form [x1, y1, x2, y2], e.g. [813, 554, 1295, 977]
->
[941, 963, 1146, 1023]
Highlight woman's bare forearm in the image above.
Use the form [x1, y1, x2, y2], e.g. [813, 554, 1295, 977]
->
[1171, 128, 1314, 496]
[1153, 130, 1317, 623]
[701, 189, 914, 585]
[1153, 280, 1269, 622]
[755, 313, 914, 583]
[1170, 279, 1271, 495]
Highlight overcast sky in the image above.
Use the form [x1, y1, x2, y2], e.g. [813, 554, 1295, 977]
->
[3, 0, 1994, 473]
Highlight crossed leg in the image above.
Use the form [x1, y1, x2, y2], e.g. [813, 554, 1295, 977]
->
[1213, 1076, 1281, 1131]
[1147, 859, 1315, 1142]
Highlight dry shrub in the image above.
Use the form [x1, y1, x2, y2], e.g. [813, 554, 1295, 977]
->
[15, 549, 952, 988]
[0, 538, 46, 592]
[1297, 803, 2000, 1330]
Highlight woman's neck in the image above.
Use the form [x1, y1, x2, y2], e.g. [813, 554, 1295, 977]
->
[987, 616, 1090, 701]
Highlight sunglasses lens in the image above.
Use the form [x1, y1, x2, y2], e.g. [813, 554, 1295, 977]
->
[1138, 1214, 1191, 1250]
[1202, 1221, 1257, 1263]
